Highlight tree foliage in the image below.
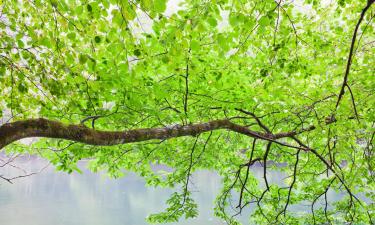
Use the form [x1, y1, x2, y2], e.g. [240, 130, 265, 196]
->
[0, 0, 374, 224]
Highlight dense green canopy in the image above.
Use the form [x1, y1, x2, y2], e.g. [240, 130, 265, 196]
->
[0, 0, 374, 224]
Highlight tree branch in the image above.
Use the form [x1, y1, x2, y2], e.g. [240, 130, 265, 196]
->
[335, 0, 374, 113]
[0, 118, 301, 150]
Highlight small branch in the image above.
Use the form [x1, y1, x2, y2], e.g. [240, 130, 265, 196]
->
[311, 177, 336, 224]
[292, 137, 362, 206]
[183, 135, 199, 203]
[235, 108, 272, 133]
[345, 84, 360, 123]
[0, 163, 50, 184]
[335, 0, 374, 114]
[162, 98, 181, 113]
[184, 61, 189, 117]
[80, 115, 102, 128]
[263, 142, 272, 190]
[237, 139, 257, 210]
[276, 149, 300, 220]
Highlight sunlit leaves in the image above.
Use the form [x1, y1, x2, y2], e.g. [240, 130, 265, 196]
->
[0, 0, 374, 224]
[147, 192, 198, 223]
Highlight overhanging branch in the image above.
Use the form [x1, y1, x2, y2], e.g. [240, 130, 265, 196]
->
[0, 118, 275, 149]
[0, 115, 335, 150]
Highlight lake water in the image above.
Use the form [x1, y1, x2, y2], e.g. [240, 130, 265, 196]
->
[0, 156, 344, 225]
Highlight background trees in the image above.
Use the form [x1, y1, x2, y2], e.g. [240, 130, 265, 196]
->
[0, 0, 374, 223]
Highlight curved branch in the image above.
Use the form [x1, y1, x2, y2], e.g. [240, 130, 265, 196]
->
[335, 0, 374, 111]
[0, 118, 290, 150]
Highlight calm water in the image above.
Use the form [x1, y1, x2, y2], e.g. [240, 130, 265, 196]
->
[0, 157, 343, 225]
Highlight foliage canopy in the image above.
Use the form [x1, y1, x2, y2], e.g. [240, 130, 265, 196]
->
[0, 0, 374, 224]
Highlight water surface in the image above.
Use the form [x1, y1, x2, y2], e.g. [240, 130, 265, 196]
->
[0, 157, 343, 225]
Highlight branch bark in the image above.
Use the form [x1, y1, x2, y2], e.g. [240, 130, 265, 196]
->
[0, 118, 274, 149]
[0, 115, 339, 150]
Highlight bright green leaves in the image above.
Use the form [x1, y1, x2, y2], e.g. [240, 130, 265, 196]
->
[85, 2, 104, 19]
[154, 0, 167, 13]
[78, 53, 88, 64]
[207, 17, 218, 27]
[121, 3, 137, 20]
[258, 16, 270, 26]
[39, 37, 52, 48]
[139, 0, 168, 17]
[1, 0, 375, 224]
[216, 34, 231, 52]
[229, 12, 249, 27]
[67, 32, 76, 40]
[111, 9, 124, 26]
[147, 192, 198, 223]
[190, 40, 200, 51]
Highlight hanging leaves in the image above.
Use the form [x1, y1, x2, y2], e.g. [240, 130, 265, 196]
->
[0, 0, 374, 224]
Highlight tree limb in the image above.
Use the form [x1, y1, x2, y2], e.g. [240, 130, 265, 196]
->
[0, 118, 296, 150]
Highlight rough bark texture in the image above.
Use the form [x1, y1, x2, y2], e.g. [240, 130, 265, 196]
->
[0, 118, 279, 149]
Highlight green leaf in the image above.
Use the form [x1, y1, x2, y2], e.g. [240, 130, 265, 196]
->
[94, 36, 101, 43]
[67, 32, 76, 40]
[154, 0, 167, 13]
[18, 83, 28, 93]
[79, 54, 88, 64]
[87, 4, 92, 12]
[258, 16, 270, 26]
[207, 17, 217, 27]
[190, 40, 200, 51]
[133, 49, 141, 57]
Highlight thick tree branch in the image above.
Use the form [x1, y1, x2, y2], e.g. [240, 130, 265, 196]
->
[1, 111, 345, 151]
[0, 118, 292, 150]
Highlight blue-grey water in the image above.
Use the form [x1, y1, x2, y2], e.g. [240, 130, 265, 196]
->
[0, 156, 344, 225]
